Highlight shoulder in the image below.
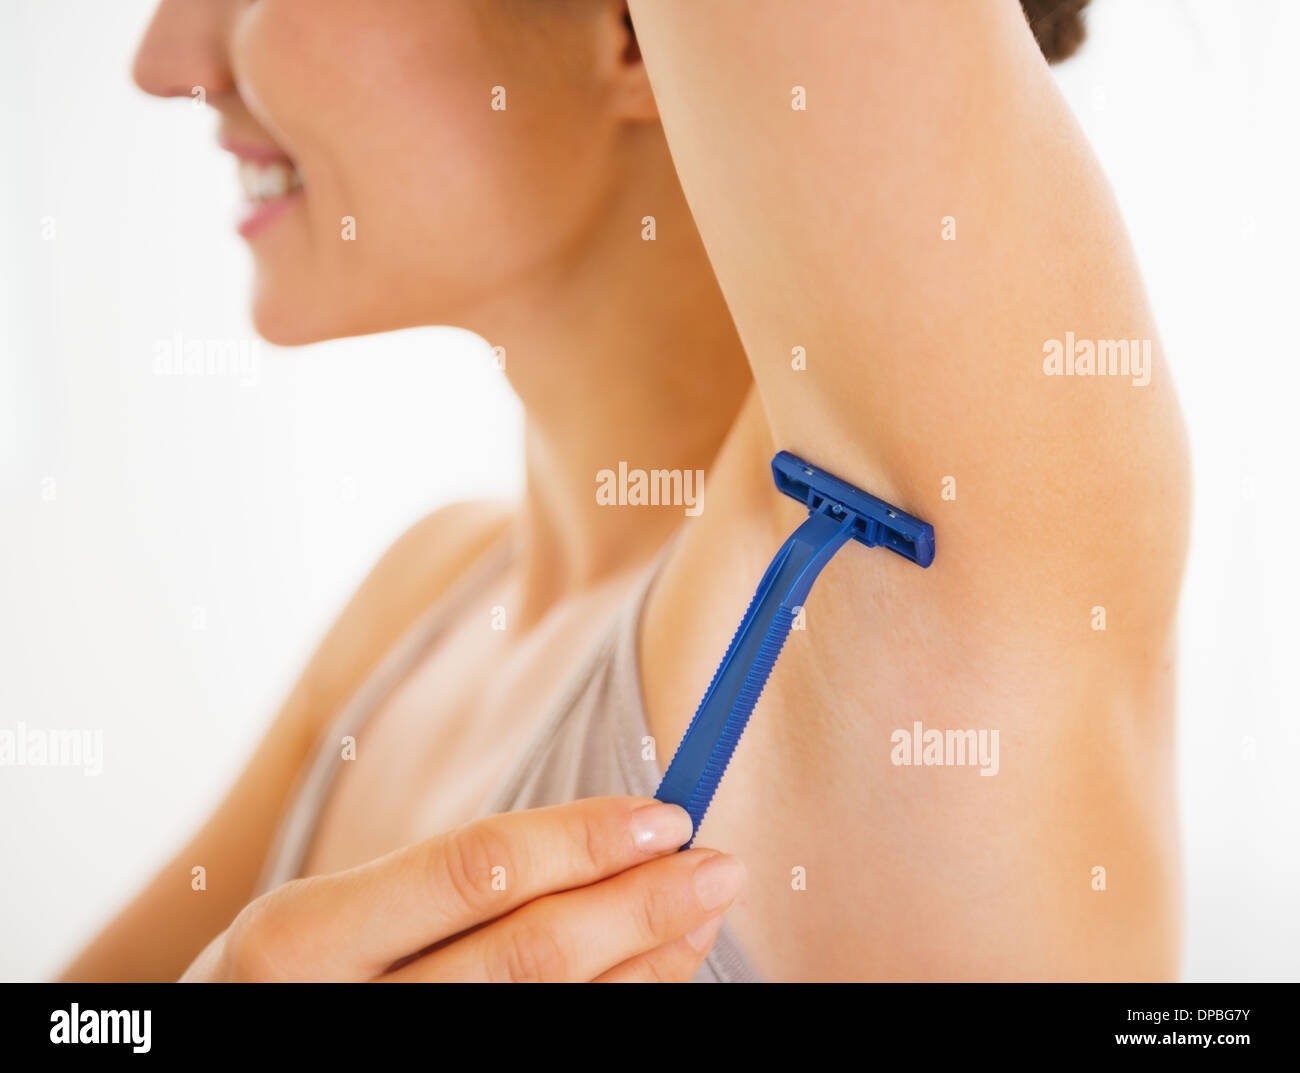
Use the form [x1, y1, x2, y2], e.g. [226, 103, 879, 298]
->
[349, 499, 516, 625]
[287, 498, 516, 744]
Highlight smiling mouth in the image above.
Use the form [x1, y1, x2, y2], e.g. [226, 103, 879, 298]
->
[237, 159, 303, 203]
[219, 137, 305, 239]
[234, 161, 303, 240]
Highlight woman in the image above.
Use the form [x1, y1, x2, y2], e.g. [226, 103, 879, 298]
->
[64, 0, 1189, 982]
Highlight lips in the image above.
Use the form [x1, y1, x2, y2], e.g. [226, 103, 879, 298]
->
[219, 136, 304, 239]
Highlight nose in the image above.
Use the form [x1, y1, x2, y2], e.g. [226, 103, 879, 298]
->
[132, 0, 235, 101]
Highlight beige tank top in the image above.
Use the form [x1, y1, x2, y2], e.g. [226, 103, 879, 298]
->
[257, 532, 761, 983]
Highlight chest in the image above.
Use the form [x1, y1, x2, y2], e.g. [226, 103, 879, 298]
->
[299, 578, 636, 876]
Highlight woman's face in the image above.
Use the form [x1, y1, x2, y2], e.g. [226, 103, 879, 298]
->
[133, 0, 635, 345]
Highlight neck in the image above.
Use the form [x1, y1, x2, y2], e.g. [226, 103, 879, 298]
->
[461, 150, 752, 627]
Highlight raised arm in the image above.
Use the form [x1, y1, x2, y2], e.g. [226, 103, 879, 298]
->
[628, 0, 1188, 638]
[631, 0, 1190, 980]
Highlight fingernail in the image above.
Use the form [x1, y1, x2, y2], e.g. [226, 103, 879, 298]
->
[684, 915, 723, 953]
[692, 853, 746, 911]
[629, 802, 694, 853]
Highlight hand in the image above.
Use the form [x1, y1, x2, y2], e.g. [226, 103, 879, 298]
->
[181, 796, 745, 982]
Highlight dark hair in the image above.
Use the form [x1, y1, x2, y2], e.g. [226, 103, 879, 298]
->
[1021, 0, 1091, 64]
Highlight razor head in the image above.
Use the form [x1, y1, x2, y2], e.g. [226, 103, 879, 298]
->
[771, 451, 935, 568]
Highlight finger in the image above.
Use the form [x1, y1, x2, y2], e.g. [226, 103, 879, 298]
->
[229, 797, 693, 980]
[383, 848, 745, 982]
[593, 917, 724, 983]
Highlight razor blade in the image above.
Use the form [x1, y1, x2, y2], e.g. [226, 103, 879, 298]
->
[654, 451, 935, 844]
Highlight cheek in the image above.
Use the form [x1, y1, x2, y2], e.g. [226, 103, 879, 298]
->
[231, 0, 611, 331]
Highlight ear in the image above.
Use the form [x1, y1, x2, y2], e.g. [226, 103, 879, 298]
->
[597, 3, 658, 122]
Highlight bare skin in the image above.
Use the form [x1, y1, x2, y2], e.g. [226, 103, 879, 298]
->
[63, 0, 1188, 982]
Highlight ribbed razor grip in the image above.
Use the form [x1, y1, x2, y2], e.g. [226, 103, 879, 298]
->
[679, 603, 795, 842]
[654, 507, 856, 843]
[653, 452, 935, 845]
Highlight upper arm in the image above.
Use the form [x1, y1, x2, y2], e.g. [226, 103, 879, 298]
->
[629, 0, 1189, 643]
[631, 3, 1189, 978]
[58, 500, 513, 981]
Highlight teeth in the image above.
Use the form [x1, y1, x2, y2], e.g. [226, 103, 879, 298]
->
[238, 160, 303, 202]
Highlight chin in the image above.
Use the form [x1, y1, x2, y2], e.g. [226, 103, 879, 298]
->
[247, 260, 475, 346]
[249, 276, 353, 347]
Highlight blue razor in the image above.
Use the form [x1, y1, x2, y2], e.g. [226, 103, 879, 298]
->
[654, 451, 935, 845]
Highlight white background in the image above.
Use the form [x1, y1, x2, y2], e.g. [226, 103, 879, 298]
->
[1, 0, 1297, 981]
